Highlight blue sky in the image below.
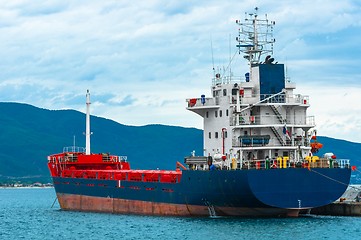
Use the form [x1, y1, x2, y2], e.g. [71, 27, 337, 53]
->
[0, 0, 360, 143]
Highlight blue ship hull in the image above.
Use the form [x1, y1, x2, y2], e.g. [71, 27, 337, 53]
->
[53, 167, 351, 217]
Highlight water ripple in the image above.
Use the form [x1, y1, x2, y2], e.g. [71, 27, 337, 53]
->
[1, 188, 361, 240]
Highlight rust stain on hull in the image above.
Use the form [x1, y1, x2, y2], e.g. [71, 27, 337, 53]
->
[57, 193, 208, 216]
[57, 193, 297, 217]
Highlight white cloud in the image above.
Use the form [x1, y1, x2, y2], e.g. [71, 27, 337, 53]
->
[297, 84, 361, 143]
[0, 0, 360, 143]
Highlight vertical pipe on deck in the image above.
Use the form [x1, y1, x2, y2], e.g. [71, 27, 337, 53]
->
[85, 90, 91, 155]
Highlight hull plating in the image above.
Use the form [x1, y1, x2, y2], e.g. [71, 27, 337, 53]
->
[56, 193, 293, 217]
[52, 168, 351, 217]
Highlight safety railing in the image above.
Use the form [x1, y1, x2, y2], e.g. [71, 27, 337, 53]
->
[230, 115, 315, 126]
[60, 169, 182, 183]
[63, 146, 85, 153]
[239, 158, 350, 170]
[186, 98, 217, 108]
[187, 93, 310, 108]
[231, 93, 310, 105]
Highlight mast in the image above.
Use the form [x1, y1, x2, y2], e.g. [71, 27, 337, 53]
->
[236, 7, 275, 66]
[85, 90, 91, 155]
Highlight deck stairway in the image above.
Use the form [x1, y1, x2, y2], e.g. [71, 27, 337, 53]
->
[270, 105, 284, 123]
[269, 105, 286, 146]
[270, 126, 285, 146]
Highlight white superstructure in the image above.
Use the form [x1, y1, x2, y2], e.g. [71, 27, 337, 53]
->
[186, 9, 316, 170]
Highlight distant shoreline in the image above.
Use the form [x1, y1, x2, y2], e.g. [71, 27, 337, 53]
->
[0, 186, 53, 189]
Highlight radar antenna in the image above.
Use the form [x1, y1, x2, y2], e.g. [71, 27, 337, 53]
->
[236, 7, 275, 66]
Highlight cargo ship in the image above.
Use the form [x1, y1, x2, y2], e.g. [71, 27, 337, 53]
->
[48, 10, 351, 217]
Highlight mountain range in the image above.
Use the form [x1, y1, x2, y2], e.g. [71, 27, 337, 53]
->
[0, 102, 360, 183]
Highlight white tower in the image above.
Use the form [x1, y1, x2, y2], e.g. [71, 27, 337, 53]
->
[85, 90, 91, 155]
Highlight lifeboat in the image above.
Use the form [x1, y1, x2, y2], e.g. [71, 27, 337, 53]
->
[310, 142, 323, 153]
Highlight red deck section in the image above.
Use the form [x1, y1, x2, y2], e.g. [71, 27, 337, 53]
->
[48, 152, 182, 183]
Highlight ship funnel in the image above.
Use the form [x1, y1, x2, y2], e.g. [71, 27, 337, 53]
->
[85, 90, 91, 155]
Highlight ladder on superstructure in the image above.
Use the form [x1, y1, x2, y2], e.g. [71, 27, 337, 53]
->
[269, 105, 286, 146]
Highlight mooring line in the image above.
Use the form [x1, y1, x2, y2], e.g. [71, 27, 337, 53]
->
[310, 169, 349, 186]
[51, 196, 58, 208]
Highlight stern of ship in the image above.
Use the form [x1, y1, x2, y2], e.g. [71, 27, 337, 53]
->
[247, 167, 351, 214]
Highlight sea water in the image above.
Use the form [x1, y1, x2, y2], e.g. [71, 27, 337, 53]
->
[1, 188, 360, 240]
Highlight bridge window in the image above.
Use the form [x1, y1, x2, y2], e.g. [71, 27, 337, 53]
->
[215, 132, 219, 138]
[206, 111, 209, 118]
[209, 132, 211, 139]
[220, 110, 222, 117]
[215, 111, 218, 118]
[223, 89, 227, 96]
[224, 131, 227, 138]
[213, 90, 219, 97]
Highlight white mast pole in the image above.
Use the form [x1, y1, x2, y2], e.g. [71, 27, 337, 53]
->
[85, 90, 91, 155]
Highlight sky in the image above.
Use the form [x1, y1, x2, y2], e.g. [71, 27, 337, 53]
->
[0, 0, 360, 143]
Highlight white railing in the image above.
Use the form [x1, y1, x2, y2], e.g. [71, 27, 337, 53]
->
[63, 146, 85, 153]
[306, 116, 315, 125]
[212, 76, 245, 86]
[230, 115, 315, 126]
[187, 93, 310, 108]
[239, 158, 350, 170]
[186, 98, 217, 108]
[230, 93, 310, 105]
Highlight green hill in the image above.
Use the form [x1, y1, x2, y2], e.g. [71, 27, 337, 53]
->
[0, 102, 360, 184]
[0, 102, 202, 183]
